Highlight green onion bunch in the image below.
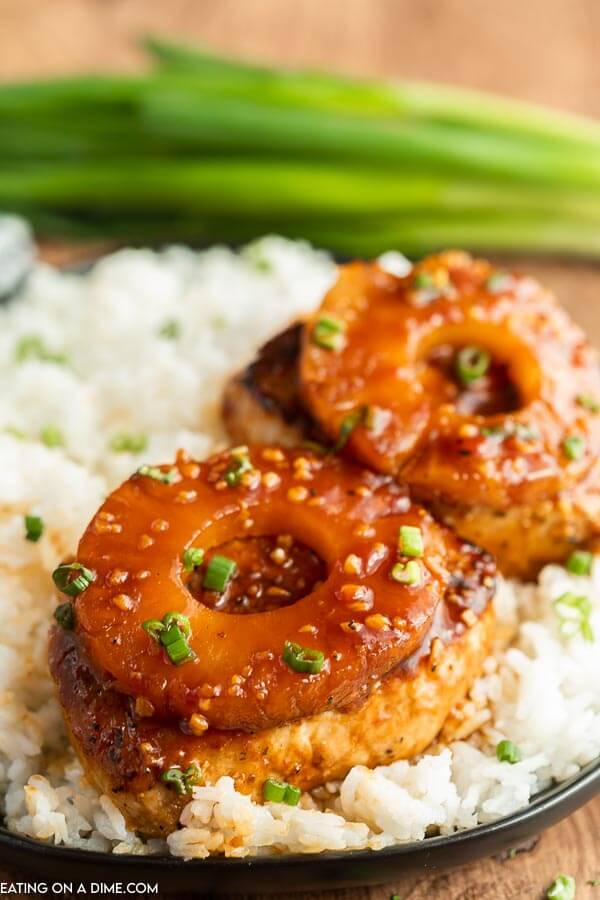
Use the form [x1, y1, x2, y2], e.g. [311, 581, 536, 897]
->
[3, 36, 600, 257]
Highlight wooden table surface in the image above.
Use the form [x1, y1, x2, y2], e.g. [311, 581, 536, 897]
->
[1, 0, 600, 896]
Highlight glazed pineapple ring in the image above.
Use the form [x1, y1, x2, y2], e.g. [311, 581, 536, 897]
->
[299, 253, 600, 576]
[70, 446, 461, 733]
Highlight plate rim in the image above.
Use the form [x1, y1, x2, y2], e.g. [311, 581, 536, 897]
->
[1, 250, 599, 879]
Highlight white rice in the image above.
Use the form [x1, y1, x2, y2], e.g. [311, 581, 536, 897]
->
[0, 236, 598, 859]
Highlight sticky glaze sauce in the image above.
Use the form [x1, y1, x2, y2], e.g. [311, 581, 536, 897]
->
[426, 344, 520, 417]
[73, 446, 455, 732]
[300, 253, 600, 509]
[188, 534, 325, 614]
[49, 531, 493, 797]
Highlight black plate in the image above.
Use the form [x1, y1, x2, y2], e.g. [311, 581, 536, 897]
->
[1, 759, 599, 895]
[1, 249, 599, 893]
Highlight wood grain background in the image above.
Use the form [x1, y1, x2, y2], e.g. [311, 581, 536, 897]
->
[1, 1, 600, 897]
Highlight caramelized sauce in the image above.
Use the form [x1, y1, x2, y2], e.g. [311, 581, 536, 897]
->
[300, 252, 600, 509]
[427, 343, 520, 417]
[189, 535, 325, 614]
[73, 446, 455, 732]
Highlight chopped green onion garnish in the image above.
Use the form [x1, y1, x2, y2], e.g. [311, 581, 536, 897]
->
[15, 335, 67, 365]
[109, 432, 148, 454]
[142, 618, 164, 642]
[40, 425, 64, 448]
[161, 624, 194, 665]
[546, 874, 576, 900]
[24, 514, 43, 543]
[412, 271, 441, 303]
[158, 319, 181, 340]
[282, 640, 325, 674]
[455, 345, 491, 384]
[52, 562, 96, 597]
[413, 272, 434, 289]
[364, 404, 389, 434]
[513, 423, 539, 441]
[161, 764, 201, 796]
[485, 272, 512, 293]
[243, 242, 273, 272]
[577, 394, 600, 414]
[554, 592, 594, 642]
[262, 778, 288, 803]
[182, 547, 205, 573]
[162, 610, 192, 638]
[4, 426, 26, 440]
[398, 525, 424, 558]
[137, 464, 178, 484]
[53, 601, 75, 630]
[333, 406, 366, 452]
[301, 439, 329, 455]
[495, 739, 521, 764]
[481, 424, 506, 440]
[142, 611, 196, 665]
[566, 549, 593, 576]
[563, 435, 585, 461]
[262, 777, 301, 805]
[390, 560, 422, 586]
[311, 316, 346, 351]
[203, 555, 237, 592]
[480, 422, 538, 442]
[224, 452, 253, 486]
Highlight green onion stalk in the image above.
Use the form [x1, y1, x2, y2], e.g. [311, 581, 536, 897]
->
[2, 36, 600, 258]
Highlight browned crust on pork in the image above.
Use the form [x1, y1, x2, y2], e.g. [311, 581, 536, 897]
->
[222, 323, 326, 448]
[50, 603, 494, 838]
